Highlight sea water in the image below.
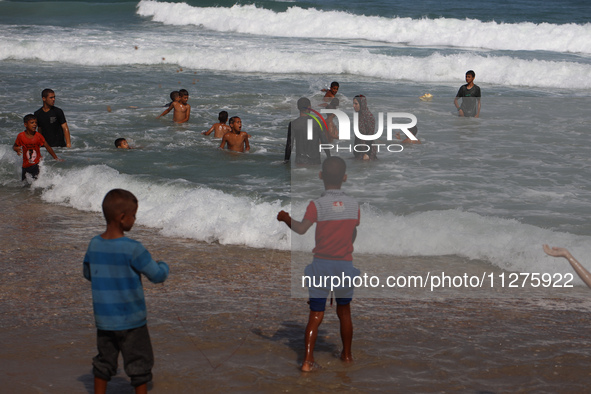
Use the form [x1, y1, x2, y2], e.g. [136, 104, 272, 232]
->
[3, 0, 591, 391]
[1, 0, 591, 282]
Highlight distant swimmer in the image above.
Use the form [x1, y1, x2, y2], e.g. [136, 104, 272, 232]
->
[543, 245, 591, 289]
[396, 125, 421, 144]
[114, 138, 131, 149]
[219, 116, 250, 152]
[164, 90, 181, 107]
[321, 81, 339, 102]
[165, 91, 180, 107]
[156, 91, 180, 119]
[202, 111, 232, 138]
[454, 70, 481, 118]
[157, 89, 190, 123]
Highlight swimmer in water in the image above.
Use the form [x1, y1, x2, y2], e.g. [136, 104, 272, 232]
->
[202, 111, 232, 138]
[219, 116, 250, 152]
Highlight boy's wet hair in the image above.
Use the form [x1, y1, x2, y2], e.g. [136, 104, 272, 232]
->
[229, 116, 240, 125]
[466, 70, 475, 78]
[23, 114, 36, 123]
[170, 91, 180, 100]
[330, 81, 339, 88]
[322, 156, 346, 186]
[102, 189, 138, 223]
[179, 89, 189, 96]
[41, 89, 55, 98]
[114, 138, 127, 148]
[218, 111, 229, 122]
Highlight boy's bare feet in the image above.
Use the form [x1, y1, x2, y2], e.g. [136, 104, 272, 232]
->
[340, 350, 353, 362]
[301, 360, 321, 372]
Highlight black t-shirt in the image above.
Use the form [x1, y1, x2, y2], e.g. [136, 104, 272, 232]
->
[34, 106, 67, 147]
[456, 84, 481, 117]
[284, 115, 331, 165]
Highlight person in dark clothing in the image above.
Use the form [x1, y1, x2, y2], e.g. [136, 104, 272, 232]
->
[34, 89, 71, 148]
[284, 97, 331, 165]
[454, 70, 481, 118]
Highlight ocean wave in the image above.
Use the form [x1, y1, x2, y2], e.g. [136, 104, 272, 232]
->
[27, 164, 289, 249]
[292, 205, 591, 280]
[137, 1, 591, 54]
[2, 35, 590, 89]
[1, 159, 585, 278]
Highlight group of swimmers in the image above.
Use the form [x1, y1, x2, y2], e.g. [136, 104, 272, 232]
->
[119, 70, 483, 157]
[115, 89, 251, 152]
[14, 71, 481, 182]
[155, 89, 250, 152]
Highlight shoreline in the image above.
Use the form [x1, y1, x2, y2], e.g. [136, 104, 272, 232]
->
[3, 192, 591, 392]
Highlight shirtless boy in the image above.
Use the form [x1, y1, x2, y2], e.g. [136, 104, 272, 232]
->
[219, 116, 250, 152]
[115, 138, 131, 149]
[156, 91, 180, 119]
[157, 89, 190, 123]
[202, 111, 232, 138]
[322, 81, 339, 102]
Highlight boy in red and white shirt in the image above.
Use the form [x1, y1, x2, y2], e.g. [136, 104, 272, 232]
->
[13, 114, 62, 181]
[277, 156, 360, 372]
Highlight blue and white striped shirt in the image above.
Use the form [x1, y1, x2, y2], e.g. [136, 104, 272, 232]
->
[83, 236, 169, 331]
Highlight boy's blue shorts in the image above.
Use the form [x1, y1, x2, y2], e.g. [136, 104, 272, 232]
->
[309, 295, 352, 312]
[305, 258, 360, 312]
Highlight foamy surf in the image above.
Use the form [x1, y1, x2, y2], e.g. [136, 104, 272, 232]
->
[8, 161, 587, 281]
[1, 37, 590, 89]
[137, 1, 591, 54]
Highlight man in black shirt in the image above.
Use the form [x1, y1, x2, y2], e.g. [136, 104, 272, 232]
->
[34, 89, 71, 147]
[454, 70, 481, 118]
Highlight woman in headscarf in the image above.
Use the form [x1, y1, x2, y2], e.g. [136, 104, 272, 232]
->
[352, 95, 377, 160]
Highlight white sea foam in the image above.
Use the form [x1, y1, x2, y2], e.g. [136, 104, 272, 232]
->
[292, 203, 591, 281]
[28, 164, 288, 249]
[1, 36, 591, 89]
[5, 161, 585, 278]
[137, 1, 591, 54]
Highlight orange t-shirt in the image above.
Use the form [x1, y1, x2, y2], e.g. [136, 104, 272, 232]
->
[15, 131, 46, 168]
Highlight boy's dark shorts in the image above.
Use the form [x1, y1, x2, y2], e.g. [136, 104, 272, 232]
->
[309, 294, 352, 312]
[305, 258, 359, 312]
[93, 324, 154, 387]
[21, 164, 39, 181]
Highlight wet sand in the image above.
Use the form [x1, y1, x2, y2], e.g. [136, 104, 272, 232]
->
[2, 191, 591, 393]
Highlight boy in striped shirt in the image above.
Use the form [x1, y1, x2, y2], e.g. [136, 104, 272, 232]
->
[83, 189, 169, 394]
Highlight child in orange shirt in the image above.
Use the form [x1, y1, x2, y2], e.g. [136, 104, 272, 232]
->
[13, 114, 62, 181]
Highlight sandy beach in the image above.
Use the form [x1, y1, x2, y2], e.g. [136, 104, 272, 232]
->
[2, 191, 591, 393]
